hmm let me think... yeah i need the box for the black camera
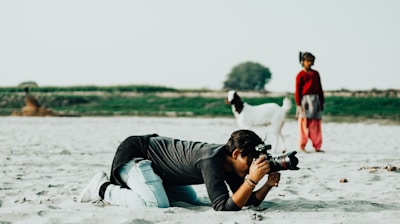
[255,144,299,173]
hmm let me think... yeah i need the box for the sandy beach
[0,116,399,224]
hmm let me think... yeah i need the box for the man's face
[233,153,251,178]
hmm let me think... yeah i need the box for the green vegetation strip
[0,86,399,123]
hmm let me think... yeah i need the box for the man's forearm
[254,184,273,201]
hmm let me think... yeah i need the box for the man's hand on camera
[249,156,270,182]
[266,172,280,188]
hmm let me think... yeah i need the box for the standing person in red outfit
[295,52,325,153]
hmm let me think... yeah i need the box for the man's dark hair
[225,129,264,166]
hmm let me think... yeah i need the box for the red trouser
[299,118,322,150]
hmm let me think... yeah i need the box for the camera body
[255,144,299,173]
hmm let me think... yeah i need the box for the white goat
[226,90,292,152]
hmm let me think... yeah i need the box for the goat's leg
[272,121,286,153]
[266,131,280,153]
[279,132,287,154]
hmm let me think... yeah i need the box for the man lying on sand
[78,129,298,211]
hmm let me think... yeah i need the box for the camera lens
[268,151,299,172]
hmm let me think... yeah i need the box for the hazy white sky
[1,0,399,92]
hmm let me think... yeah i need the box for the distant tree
[223,61,272,91]
[18,81,39,88]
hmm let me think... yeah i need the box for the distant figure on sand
[295,52,325,152]
[11,87,56,116]
[78,130,297,211]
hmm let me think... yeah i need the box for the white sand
[0,116,399,224]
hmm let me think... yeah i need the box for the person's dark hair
[299,51,315,64]
[225,129,264,166]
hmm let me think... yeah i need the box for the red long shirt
[295,69,324,106]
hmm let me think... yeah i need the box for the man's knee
[131,159,170,208]
[118,159,170,208]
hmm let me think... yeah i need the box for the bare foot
[299,148,308,153]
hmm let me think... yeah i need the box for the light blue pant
[103,159,198,208]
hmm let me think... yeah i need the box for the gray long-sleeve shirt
[110,134,262,211]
